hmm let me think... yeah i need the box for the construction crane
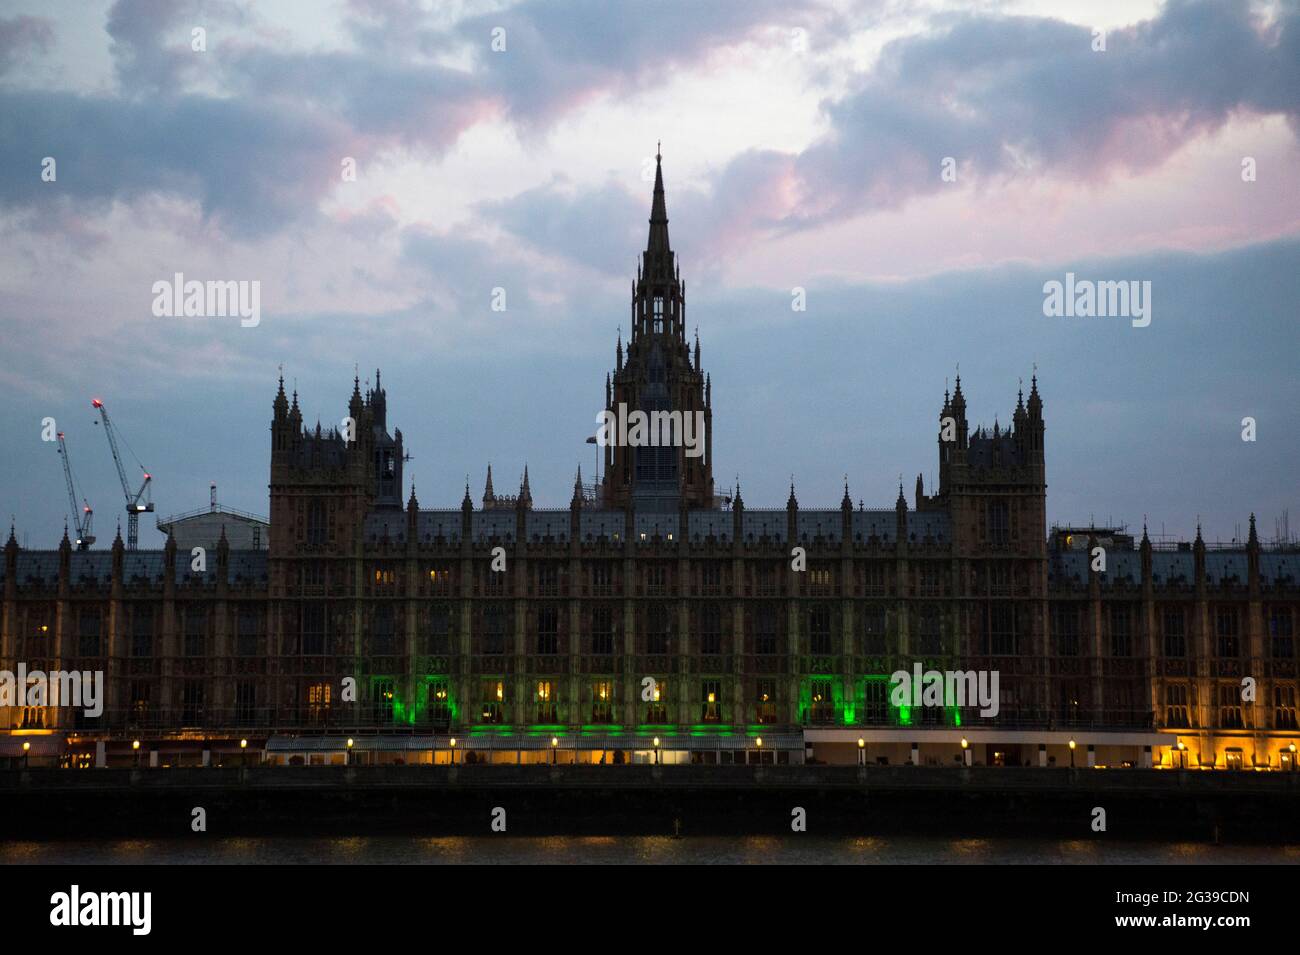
[91,398,153,550]
[55,431,95,550]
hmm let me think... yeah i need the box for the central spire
[646,144,671,257]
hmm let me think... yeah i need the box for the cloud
[0,14,54,76]
[454,0,822,132]
[0,90,349,236]
[786,0,1300,225]
[0,0,814,239]
[477,176,645,276]
[471,0,1300,273]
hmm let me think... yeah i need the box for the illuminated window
[130,681,150,723]
[373,679,396,724]
[480,680,505,724]
[1218,683,1243,728]
[535,681,557,722]
[701,680,722,723]
[756,679,776,724]
[1164,684,1190,728]
[809,568,833,595]
[308,682,332,723]
[809,679,834,723]
[592,681,614,723]
[428,680,450,724]
[645,680,667,723]
[1274,685,1297,730]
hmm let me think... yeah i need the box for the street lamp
[961,737,971,767]
[1288,742,1296,773]
[754,737,763,765]
[857,737,865,766]
[346,737,354,766]
[551,736,559,765]
[1069,739,1077,768]
[132,739,141,768]
[1177,740,1187,770]
[449,737,457,765]
[21,740,30,768]
[653,736,661,765]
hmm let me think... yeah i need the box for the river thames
[3,836,1298,865]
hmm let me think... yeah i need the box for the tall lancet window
[653,295,664,333]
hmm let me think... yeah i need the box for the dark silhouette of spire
[274,370,289,419]
[647,144,670,256]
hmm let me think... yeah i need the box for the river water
[3,836,1298,865]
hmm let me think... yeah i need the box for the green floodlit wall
[364,674,957,731]
[811,675,961,728]
[370,676,456,726]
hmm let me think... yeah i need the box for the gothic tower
[602,149,715,510]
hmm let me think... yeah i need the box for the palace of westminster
[2,156,1297,771]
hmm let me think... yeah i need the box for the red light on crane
[91,398,103,408]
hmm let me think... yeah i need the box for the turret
[519,465,533,510]
[786,479,799,545]
[895,481,908,545]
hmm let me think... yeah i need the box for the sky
[0,0,1297,549]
